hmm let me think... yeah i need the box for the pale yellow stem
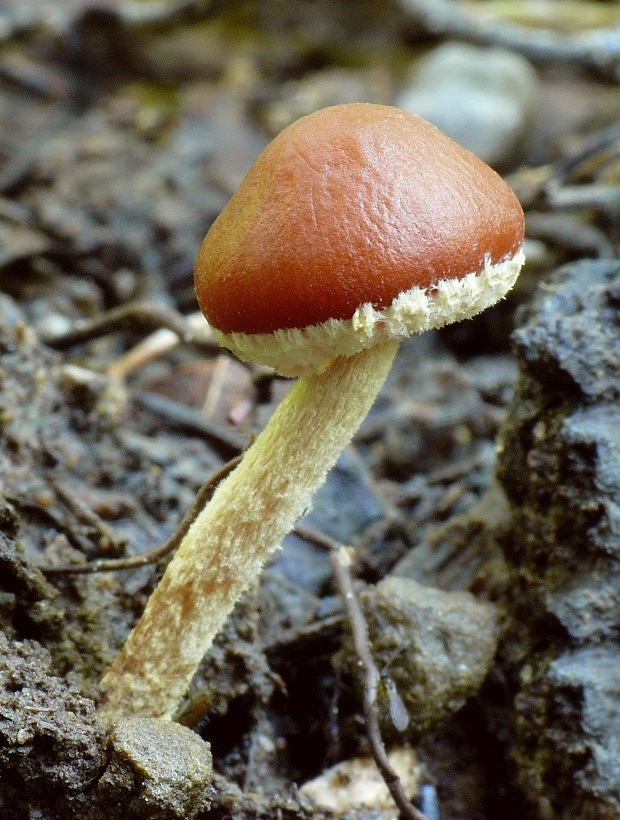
[99,340,398,720]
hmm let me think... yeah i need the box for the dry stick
[135,391,247,458]
[42,302,250,457]
[41,455,243,575]
[47,473,128,555]
[398,0,620,75]
[0,1,214,49]
[41,302,217,353]
[296,524,427,820]
[107,313,211,379]
[551,120,620,182]
[331,546,427,820]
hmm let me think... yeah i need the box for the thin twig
[136,391,247,457]
[263,614,344,657]
[41,455,242,575]
[397,0,620,76]
[47,474,128,556]
[41,302,217,354]
[550,120,620,183]
[330,545,427,820]
[295,524,427,820]
[87,0,220,30]
[107,312,213,378]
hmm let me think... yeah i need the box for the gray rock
[495,259,620,816]
[0,633,105,819]
[396,43,538,168]
[499,260,620,574]
[544,569,620,643]
[549,649,620,803]
[99,717,213,819]
[511,263,620,404]
[353,575,499,734]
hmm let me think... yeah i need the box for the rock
[0,633,105,819]
[495,259,620,816]
[396,43,538,169]
[349,575,499,734]
[499,259,620,576]
[543,568,619,643]
[0,528,61,635]
[299,745,423,818]
[548,650,619,804]
[514,647,620,818]
[99,717,213,820]
[511,266,620,404]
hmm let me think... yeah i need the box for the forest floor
[0,2,618,818]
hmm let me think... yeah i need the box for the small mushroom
[100,104,524,719]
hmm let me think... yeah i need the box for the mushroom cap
[195,103,525,375]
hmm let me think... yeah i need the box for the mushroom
[100,103,525,719]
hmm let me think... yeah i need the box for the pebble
[396,42,538,169]
[100,717,213,819]
[299,745,422,817]
[346,575,499,734]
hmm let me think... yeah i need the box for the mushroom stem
[99,339,399,720]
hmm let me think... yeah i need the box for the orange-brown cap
[195,103,525,376]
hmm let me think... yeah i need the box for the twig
[295,524,427,820]
[41,302,217,354]
[330,545,427,820]
[0,53,68,99]
[263,614,344,655]
[136,391,246,457]
[87,0,219,30]
[397,0,620,76]
[545,183,620,212]
[47,474,128,556]
[551,120,620,183]
[107,312,214,378]
[526,211,615,258]
[201,354,233,418]
[41,455,242,575]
